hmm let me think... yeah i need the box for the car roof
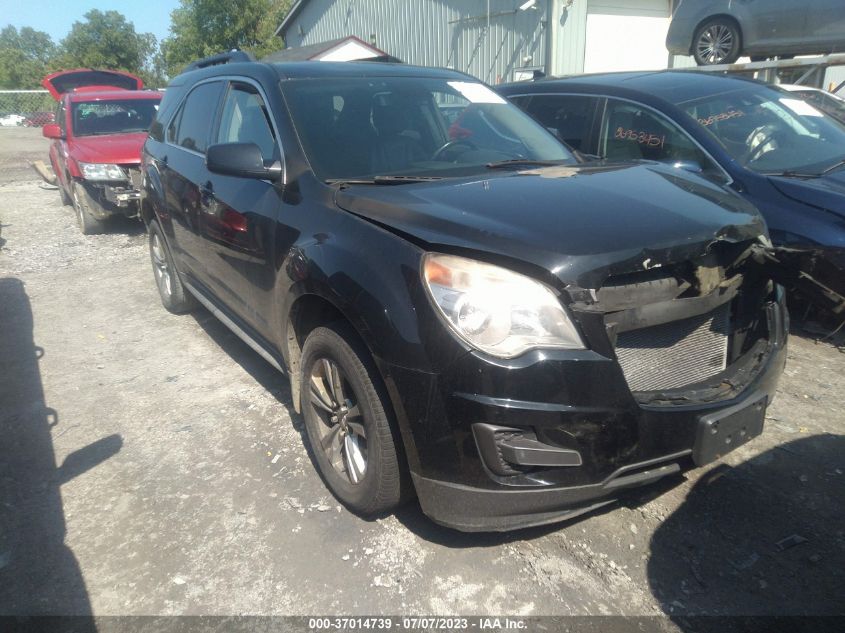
[502,70,770,105]
[171,59,473,85]
[269,60,469,80]
[66,90,162,103]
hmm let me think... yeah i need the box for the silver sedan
[666,0,845,65]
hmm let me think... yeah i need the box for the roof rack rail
[184,49,256,73]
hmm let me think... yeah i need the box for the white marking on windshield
[447,81,506,105]
[779,98,823,118]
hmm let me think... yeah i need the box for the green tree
[0,25,56,88]
[54,10,158,83]
[163,0,291,77]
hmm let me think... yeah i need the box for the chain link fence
[0,90,55,127]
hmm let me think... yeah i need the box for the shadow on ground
[102,215,146,237]
[647,434,845,626]
[0,278,120,623]
[191,308,295,411]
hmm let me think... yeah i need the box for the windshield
[792,89,845,124]
[281,76,574,181]
[71,98,160,137]
[677,85,845,175]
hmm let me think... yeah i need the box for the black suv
[140,52,787,531]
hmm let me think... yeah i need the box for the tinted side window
[172,82,223,153]
[166,106,181,144]
[216,82,277,159]
[516,94,600,151]
[601,99,720,176]
[150,87,182,142]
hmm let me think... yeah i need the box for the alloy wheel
[150,232,173,298]
[696,25,735,64]
[309,358,368,484]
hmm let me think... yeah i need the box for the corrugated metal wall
[549,0,588,75]
[283,0,549,84]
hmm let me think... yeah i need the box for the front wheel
[59,184,71,206]
[148,221,196,314]
[71,182,104,235]
[300,324,410,515]
[693,19,741,65]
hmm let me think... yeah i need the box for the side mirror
[672,160,703,174]
[42,123,64,140]
[206,142,282,181]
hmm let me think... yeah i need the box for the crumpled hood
[70,132,148,165]
[335,163,765,288]
[769,171,845,220]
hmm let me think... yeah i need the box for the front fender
[141,157,166,225]
[283,234,431,371]
[283,209,476,375]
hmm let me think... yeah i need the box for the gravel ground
[0,127,843,623]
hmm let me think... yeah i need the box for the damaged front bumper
[391,240,790,531]
[399,302,787,530]
[78,166,143,219]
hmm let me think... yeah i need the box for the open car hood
[41,69,143,100]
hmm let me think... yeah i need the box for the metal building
[275,0,688,84]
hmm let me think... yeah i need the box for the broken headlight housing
[78,162,125,181]
[422,253,585,358]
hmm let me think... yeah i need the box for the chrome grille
[615,303,730,392]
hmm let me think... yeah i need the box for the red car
[42,69,161,234]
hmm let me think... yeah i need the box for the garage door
[583,0,672,73]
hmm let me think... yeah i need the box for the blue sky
[1,0,182,44]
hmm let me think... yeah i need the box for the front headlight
[78,162,126,181]
[422,253,585,358]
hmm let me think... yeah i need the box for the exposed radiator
[615,303,731,392]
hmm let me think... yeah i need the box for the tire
[693,18,741,65]
[59,183,71,206]
[148,220,197,314]
[71,182,105,235]
[300,324,410,515]
[51,161,71,205]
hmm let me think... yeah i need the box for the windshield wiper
[326,175,444,186]
[820,158,845,176]
[762,169,821,179]
[767,157,845,178]
[485,159,569,169]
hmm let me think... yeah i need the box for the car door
[161,80,225,292]
[744,0,806,51]
[598,98,727,181]
[803,0,845,51]
[508,94,604,155]
[200,79,285,339]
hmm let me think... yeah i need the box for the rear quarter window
[167,81,224,154]
[149,89,179,142]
